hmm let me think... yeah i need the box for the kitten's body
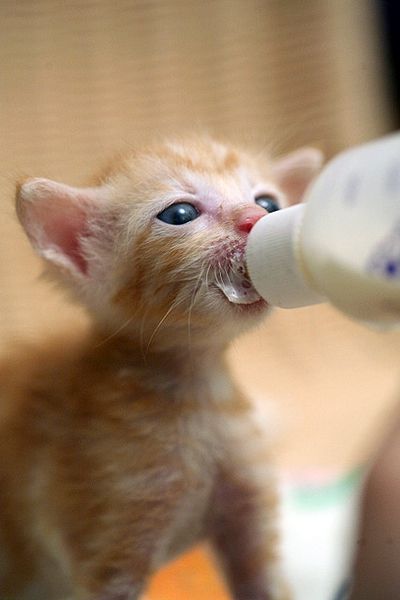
[0,138,322,599]
[0,332,270,599]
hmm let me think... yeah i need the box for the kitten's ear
[16,178,108,277]
[273,147,323,205]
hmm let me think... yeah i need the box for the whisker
[186,260,209,353]
[204,262,213,288]
[140,303,153,361]
[215,266,225,289]
[222,263,233,286]
[93,315,135,348]
[144,294,186,356]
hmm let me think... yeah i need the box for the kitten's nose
[236,207,265,234]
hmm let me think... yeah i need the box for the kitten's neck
[90,326,231,394]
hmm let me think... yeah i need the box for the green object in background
[290,466,364,511]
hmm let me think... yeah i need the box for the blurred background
[1,1,400,599]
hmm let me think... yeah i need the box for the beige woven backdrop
[1,0,400,468]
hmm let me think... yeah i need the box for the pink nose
[236,207,265,234]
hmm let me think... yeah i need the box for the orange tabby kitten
[0,137,322,600]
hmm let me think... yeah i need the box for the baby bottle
[246,133,400,328]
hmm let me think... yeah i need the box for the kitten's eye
[255,195,280,213]
[157,202,200,225]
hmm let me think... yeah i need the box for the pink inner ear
[17,178,107,277]
[41,202,88,274]
[20,181,93,276]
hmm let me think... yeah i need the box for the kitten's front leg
[63,528,153,600]
[73,573,144,600]
[209,468,290,600]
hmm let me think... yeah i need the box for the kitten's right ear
[273,147,324,205]
[16,178,108,278]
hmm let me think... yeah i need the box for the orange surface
[149,546,229,600]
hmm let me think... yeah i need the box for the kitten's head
[16,138,322,352]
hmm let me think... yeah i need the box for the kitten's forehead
[164,139,241,172]
[150,139,268,193]
[105,138,274,208]
[163,138,268,178]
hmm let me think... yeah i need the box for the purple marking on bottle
[343,173,361,205]
[385,261,399,277]
[367,222,400,280]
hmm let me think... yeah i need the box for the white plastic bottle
[246,133,400,328]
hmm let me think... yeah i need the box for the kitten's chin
[214,274,261,305]
[231,297,269,313]
[211,247,268,314]
[210,294,269,343]
[216,291,269,316]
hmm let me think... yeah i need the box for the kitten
[0,137,322,600]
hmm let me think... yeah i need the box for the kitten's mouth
[213,250,262,305]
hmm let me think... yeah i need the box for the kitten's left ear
[273,147,324,205]
[16,178,110,278]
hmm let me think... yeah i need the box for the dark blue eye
[157,202,200,225]
[255,195,280,213]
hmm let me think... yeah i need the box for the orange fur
[1,137,322,599]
